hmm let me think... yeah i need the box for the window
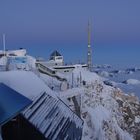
[56,57,62,60]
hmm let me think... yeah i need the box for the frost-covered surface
[81,86,137,140]
[0,68,83,139]
[39,67,140,140]
[23,92,83,140]
[0,71,56,99]
[59,87,84,98]
[0,56,7,66]
[99,71,110,77]
[58,67,140,140]
[0,54,140,140]
[39,66,140,140]
[39,73,62,91]
[26,55,36,68]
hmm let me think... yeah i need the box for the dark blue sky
[0,0,140,66]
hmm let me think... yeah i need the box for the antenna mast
[3,34,6,57]
[87,21,92,71]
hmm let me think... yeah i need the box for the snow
[81,89,134,140]
[100,71,110,77]
[40,73,61,91]
[0,56,7,66]
[26,55,36,68]
[135,116,140,123]
[59,66,102,88]
[113,118,133,140]
[67,67,135,140]
[103,80,117,87]
[0,53,139,140]
[0,71,56,99]
[73,66,101,84]
[59,87,84,98]
[88,105,111,139]
[23,91,83,140]
[40,66,135,140]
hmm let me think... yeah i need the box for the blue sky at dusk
[0,0,140,66]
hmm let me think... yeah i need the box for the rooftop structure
[23,92,83,140]
[50,50,62,58]
[0,49,27,58]
[49,50,63,65]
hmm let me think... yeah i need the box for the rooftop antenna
[3,34,6,57]
[2,34,7,67]
[87,20,92,71]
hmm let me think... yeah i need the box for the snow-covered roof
[23,92,83,140]
[50,50,62,57]
[50,50,62,61]
[0,83,32,126]
[0,70,83,139]
[0,71,56,99]
[0,49,26,57]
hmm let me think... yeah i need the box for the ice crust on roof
[23,92,83,140]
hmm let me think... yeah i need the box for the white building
[0,48,26,57]
[0,49,34,71]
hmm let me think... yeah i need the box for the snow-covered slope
[57,67,140,140]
